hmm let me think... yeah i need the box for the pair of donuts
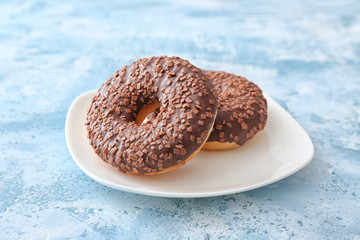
[86,56,267,175]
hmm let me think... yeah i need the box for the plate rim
[65,90,314,198]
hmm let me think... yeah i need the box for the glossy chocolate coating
[86,56,218,174]
[205,71,267,145]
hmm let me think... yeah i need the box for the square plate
[65,90,314,198]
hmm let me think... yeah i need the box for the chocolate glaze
[205,71,267,145]
[86,56,218,174]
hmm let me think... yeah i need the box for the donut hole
[135,102,161,126]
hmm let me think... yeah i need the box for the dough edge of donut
[202,141,239,151]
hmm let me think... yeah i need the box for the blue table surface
[1,0,359,239]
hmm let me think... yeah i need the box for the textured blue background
[1,0,360,239]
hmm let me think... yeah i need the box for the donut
[86,56,218,175]
[202,71,267,150]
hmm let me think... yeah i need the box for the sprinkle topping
[86,56,218,174]
[205,71,267,145]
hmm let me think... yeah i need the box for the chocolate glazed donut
[86,56,218,174]
[202,71,267,150]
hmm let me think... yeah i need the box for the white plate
[65,90,314,198]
